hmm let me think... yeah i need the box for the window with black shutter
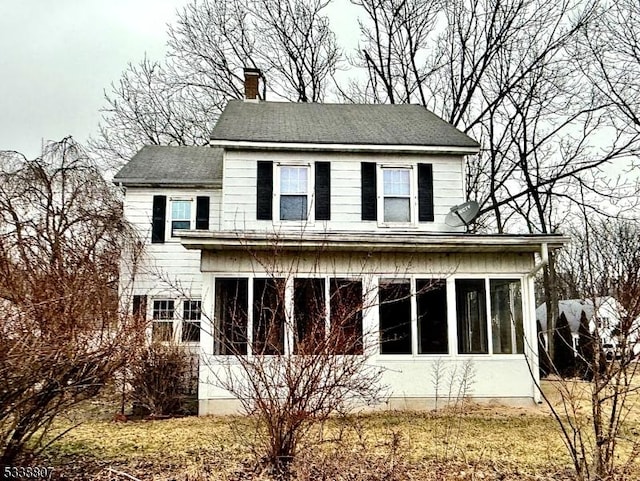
[151,195,166,243]
[361,162,377,221]
[314,162,331,221]
[256,161,273,220]
[196,196,210,230]
[418,163,434,222]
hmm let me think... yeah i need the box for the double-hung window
[279,166,309,221]
[182,300,202,343]
[152,299,175,342]
[171,200,192,235]
[382,168,412,223]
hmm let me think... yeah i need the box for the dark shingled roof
[210,100,479,148]
[114,146,223,187]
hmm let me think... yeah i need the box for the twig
[107,467,142,481]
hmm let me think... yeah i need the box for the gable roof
[210,100,479,150]
[113,146,223,188]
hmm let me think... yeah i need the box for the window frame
[169,197,195,238]
[152,299,175,342]
[182,299,202,343]
[376,165,416,227]
[275,162,314,223]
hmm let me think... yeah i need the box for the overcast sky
[0,0,191,159]
[0,1,362,161]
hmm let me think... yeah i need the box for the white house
[114,69,568,414]
[536,297,640,358]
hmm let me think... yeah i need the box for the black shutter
[151,195,166,243]
[196,196,210,230]
[315,162,331,220]
[256,161,273,220]
[361,162,377,221]
[133,295,147,320]
[418,163,434,222]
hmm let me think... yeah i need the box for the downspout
[527,242,549,403]
[529,242,549,275]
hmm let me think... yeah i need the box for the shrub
[129,342,196,416]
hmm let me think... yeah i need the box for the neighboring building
[536,297,640,358]
[114,69,568,414]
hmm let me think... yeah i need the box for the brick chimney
[243,67,262,101]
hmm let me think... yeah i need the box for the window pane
[152,300,175,342]
[214,279,248,355]
[294,278,326,354]
[383,169,410,196]
[384,198,410,222]
[280,195,308,220]
[153,300,174,320]
[417,279,448,354]
[379,280,412,354]
[330,279,363,354]
[253,278,286,355]
[172,200,191,220]
[490,279,524,354]
[456,279,488,354]
[280,166,308,194]
[182,300,201,343]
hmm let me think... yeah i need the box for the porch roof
[178,230,568,254]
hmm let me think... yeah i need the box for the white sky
[0,0,361,161]
[0,0,191,159]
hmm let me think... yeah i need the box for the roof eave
[112,179,222,189]
[178,230,568,253]
[209,139,480,155]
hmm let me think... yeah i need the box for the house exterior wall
[121,187,221,298]
[221,150,466,233]
[197,249,540,413]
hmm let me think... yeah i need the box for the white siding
[122,187,221,298]
[198,249,540,406]
[221,150,466,233]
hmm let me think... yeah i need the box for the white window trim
[168,197,196,240]
[150,297,202,344]
[273,162,315,225]
[376,164,417,228]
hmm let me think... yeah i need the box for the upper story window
[171,200,192,235]
[280,166,309,221]
[382,168,412,223]
[256,161,331,222]
[361,162,433,224]
[151,195,210,243]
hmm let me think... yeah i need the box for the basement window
[214,278,248,355]
[379,279,412,354]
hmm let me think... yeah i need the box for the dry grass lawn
[40,380,640,480]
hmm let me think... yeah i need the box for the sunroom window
[490,279,524,354]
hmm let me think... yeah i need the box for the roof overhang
[209,140,480,155]
[113,179,222,189]
[179,230,568,254]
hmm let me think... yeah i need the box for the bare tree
[92,0,340,168]
[534,215,640,480]
[0,138,143,465]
